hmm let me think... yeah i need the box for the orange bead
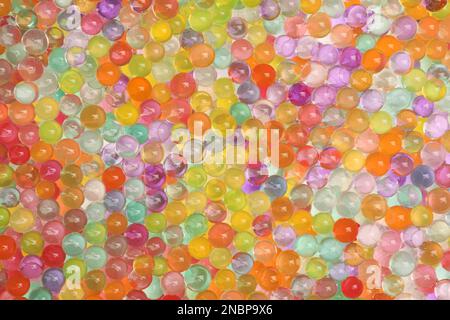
[426,39,447,60]
[259,267,280,291]
[362,49,386,72]
[167,246,192,272]
[275,250,301,275]
[365,152,390,176]
[375,35,403,58]
[31,141,53,163]
[0,0,11,16]
[189,43,215,68]
[104,281,126,300]
[106,213,128,235]
[127,77,152,101]
[36,180,58,199]
[405,38,427,60]
[254,42,275,64]
[385,206,412,230]
[9,102,34,126]
[187,112,211,135]
[97,62,121,86]
[418,16,440,40]
[378,131,403,155]
[271,196,294,221]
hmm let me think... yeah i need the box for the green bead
[185,265,211,292]
[6,43,27,64]
[295,234,318,257]
[312,212,334,234]
[84,246,107,269]
[62,232,86,256]
[0,164,14,187]
[60,69,84,94]
[63,258,87,279]
[83,222,107,245]
[39,120,62,144]
[49,48,70,73]
[397,185,422,207]
[185,213,208,237]
[230,102,251,125]
[306,257,328,280]
[356,34,376,52]
[126,201,147,223]
[145,213,166,233]
[0,207,10,229]
[87,35,111,58]
[144,276,163,299]
[126,124,149,144]
[214,47,232,69]
[29,287,52,300]
[319,238,345,261]
[224,189,247,211]
[128,55,152,77]
[102,114,123,142]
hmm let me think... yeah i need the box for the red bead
[102,166,126,190]
[8,144,30,165]
[333,218,359,243]
[319,147,342,170]
[42,245,66,267]
[0,235,16,260]
[6,272,30,297]
[341,276,364,298]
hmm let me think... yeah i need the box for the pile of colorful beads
[0,0,449,300]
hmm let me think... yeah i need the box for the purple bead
[390,51,412,74]
[19,255,43,279]
[97,0,121,20]
[42,268,65,293]
[260,0,280,20]
[237,81,260,104]
[312,85,336,107]
[102,19,125,41]
[403,226,424,247]
[306,166,330,189]
[164,153,187,178]
[273,224,296,248]
[246,163,269,185]
[104,190,126,212]
[330,263,352,281]
[288,82,311,106]
[148,120,172,143]
[275,35,297,58]
[412,96,434,117]
[392,16,417,40]
[116,135,140,158]
[122,157,145,177]
[125,223,149,247]
[376,176,399,197]
[101,143,122,166]
[113,74,129,93]
[344,5,368,28]
[315,44,339,65]
[327,66,350,87]
[339,47,361,69]
[144,164,166,189]
[391,153,414,177]
[424,113,448,139]
[145,189,168,212]
[361,89,384,112]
